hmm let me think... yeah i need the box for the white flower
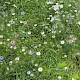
[64,67,67,70]
[60,40,65,44]
[44,42,47,44]
[14,46,17,49]
[28,31,31,34]
[59,4,63,9]
[50,17,55,22]
[30,73,34,76]
[33,69,36,71]
[27,71,31,75]
[0,35,3,38]
[58,76,62,79]
[77,21,80,25]
[13,4,17,8]
[53,3,59,11]
[46,1,53,4]
[72,78,75,80]
[36,52,41,56]
[10,46,13,48]
[7,23,11,26]
[52,35,55,38]
[77,52,80,56]
[7,39,10,41]
[41,32,44,35]
[34,24,37,26]
[74,10,77,12]
[34,46,37,48]
[68,4,71,7]
[38,67,43,72]
[9,20,15,24]
[24,52,26,54]
[23,21,27,25]
[34,63,38,66]
[15,57,20,61]
[22,48,25,52]
[7,67,9,70]
[64,55,67,58]
[0,42,2,44]
[21,12,25,15]
[49,14,53,17]
[9,61,13,65]
[38,44,41,47]
[20,21,23,23]
[12,13,15,15]
[29,50,33,55]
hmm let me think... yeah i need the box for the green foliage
[0,0,80,80]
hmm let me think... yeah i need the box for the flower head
[10,40,16,46]
[38,67,43,72]
[72,37,77,41]
[0,56,4,60]
[0,35,3,38]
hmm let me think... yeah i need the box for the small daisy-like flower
[0,35,3,38]
[64,67,67,70]
[15,57,20,61]
[53,3,59,11]
[9,61,13,65]
[34,24,37,26]
[13,4,17,8]
[76,52,80,56]
[7,67,9,70]
[20,21,23,23]
[72,37,77,41]
[0,56,4,60]
[72,78,75,80]
[59,4,63,9]
[14,34,19,38]
[34,46,37,48]
[38,67,43,72]
[0,42,3,44]
[68,4,71,7]
[12,13,15,15]
[23,21,27,25]
[7,23,11,26]
[33,69,36,71]
[22,48,25,52]
[27,31,31,35]
[52,35,55,38]
[77,21,80,25]
[30,73,34,76]
[46,1,53,4]
[34,63,38,66]
[41,32,45,35]
[7,39,10,41]
[60,40,65,44]
[21,12,25,15]
[64,55,67,58]
[24,52,26,54]
[36,52,41,56]
[58,76,62,80]
[50,17,55,22]
[44,42,47,44]
[49,14,53,17]
[14,46,17,49]
[10,46,13,48]
[38,44,41,47]
[10,40,15,46]
[29,50,33,55]
[27,71,31,75]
